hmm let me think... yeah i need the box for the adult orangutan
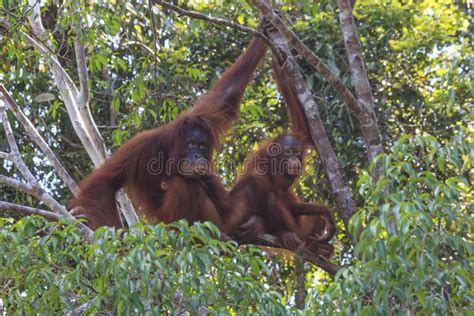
[70,33,268,231]
[227,58,336,257]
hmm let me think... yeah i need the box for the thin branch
[21,29,101,164]
[255,234,339,275]
[337,0,390,237]
[0,102,94,242]
[0,200,61,221]
[2,6,75,75]
[68,1,108,160]
[0,175,35,195]
[123,41,160,63]
[0,101,36,184]
[251,0,363,117]
[154,0,283,63]
[0,174,93,242]
[117,190,139,226]
[21,32,79,97]
[0,174,68,222]
[0,85,80,196]
[148,0,160,112]
[25,0,104,166]
[71,0,90,108]
[0,151,11,161]
[60,134,84,149]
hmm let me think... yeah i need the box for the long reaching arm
[192,36,268,135]
[207,37,268,105]
[272,57,312,145]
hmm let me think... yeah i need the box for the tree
[0,0,471,314]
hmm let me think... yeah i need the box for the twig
[0,84,80,196]
[154,0,283,63]
[60,134,84,149]
[123,41,160,63]
[255,234,339,275]
[0,200,61,221]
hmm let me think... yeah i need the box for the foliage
[311,132,473,315]
[0,217,290,314]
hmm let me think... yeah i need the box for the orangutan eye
[285,149,292,155]
[188,141,197,148]
[294,150,301,155]
[199,144,206,150]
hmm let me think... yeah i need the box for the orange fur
[71,37,268,230]
[228,58,336,257]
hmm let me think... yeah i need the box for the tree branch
[116,190,139,227]
[154,0,283,63]
[68,0,109,162]
[295,255,307,309]
[0,175,35,195]
[0,102,94,242]
[0,200,61,221]
[21,31,101,164]
[0,103,35,184]
[0,152,11,161]
[254,234,339,275]
[25,0,104,166]
[71,0,90,109]
[0,85,80,196]
[337,0,383,163]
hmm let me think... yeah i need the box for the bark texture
[337,0,383,164]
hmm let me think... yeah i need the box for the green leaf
[376,240,386,258]
[112,98,121,113]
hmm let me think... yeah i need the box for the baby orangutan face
[278,135,303,177]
